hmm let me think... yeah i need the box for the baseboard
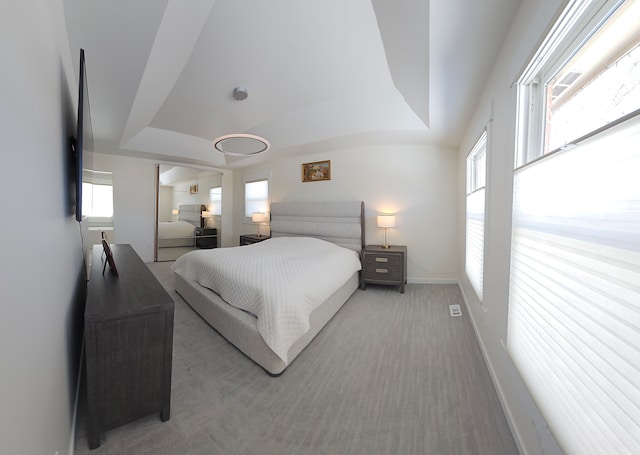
[407,277,458,284]
[457,276,529,455]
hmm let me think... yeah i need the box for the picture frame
[101,237,119,277]
[301,160,331,182]
[190,184,198,195]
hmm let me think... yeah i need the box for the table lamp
[377,214,396,249]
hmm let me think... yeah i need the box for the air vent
[449,304,462,317]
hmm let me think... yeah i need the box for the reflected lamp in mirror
[376,214,396,249]
[172,209,179,221]
[201,211,213,228]
[251,212,268,237]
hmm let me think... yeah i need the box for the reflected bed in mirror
[158,204,203,248]
[156,165,223,262]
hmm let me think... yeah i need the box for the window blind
[466,188,485,300]
[508,116,640,454]
[245,179,269,218]
[465,131,487,301]
[209,186,222,215]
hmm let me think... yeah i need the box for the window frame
[514,0,630,167]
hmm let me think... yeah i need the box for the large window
[465,131,487,301]
[509,1,640,453]
[244,178,269,219]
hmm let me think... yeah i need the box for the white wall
[233,144,459,283]
[0,1,85,454]
[457,0,566,454]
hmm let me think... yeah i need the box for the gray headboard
[178,204,206,227]
[269,201,364,252]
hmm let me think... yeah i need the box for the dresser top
[86,244,174,320]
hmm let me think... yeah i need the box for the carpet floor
[74,262,518,455]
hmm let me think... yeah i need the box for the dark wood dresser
[85,244,174,449]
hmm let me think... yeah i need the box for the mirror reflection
[156,164,222,262]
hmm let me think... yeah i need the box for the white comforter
[158,220,195,238]
[171,237,361,363]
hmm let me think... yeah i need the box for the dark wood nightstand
[239,234,270,245]
[362,245,407,293]
[195,227,217,248]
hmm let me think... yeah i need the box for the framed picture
[302,160,331,182]
[101,238,119,276]
[190,184,199,194]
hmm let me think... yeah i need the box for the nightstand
[362,245,407,293]
[195,227,217,248]
[239,234,270,245]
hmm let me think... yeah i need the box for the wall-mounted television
[73,48,94,222]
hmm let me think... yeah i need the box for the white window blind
[245,179,269,218]
[209,186,222,215]
[82,170,113,218]
[508,116,640,454]
[465,131,487,301]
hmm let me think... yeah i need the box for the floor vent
[449,304,462,317]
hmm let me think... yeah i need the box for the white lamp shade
[172,209,179,215]
[377,215,396,228]
[252,212,267,223]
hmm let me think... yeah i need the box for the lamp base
[381,228,391,249]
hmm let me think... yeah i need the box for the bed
[171,201,365,375]
[158,204,204,248]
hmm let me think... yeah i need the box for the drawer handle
[375,268,388,273]
[374,257,389,263]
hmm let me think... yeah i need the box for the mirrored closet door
[155,164,223,262]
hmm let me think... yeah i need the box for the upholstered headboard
[269,201,365,253]
[178,204,206,227]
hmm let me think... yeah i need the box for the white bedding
[158,220,195,239]
[171,237,361,362]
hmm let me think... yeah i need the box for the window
[465,131,487,301]
[509,1,640,453]
[82,170,113,222]
[244,178,269,219]
[516,0,640,167]
[209,186,222,215]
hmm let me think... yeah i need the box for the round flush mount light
[213,133,271,156]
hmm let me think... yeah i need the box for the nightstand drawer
[363,255,403,281]
[195,228,217,249]
[366,265,403,282]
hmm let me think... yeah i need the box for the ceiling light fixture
[213,87,270,156]
[213,133,270,156]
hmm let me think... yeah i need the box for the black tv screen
[75,48,94,222]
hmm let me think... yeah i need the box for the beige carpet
[74,262,518,454]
